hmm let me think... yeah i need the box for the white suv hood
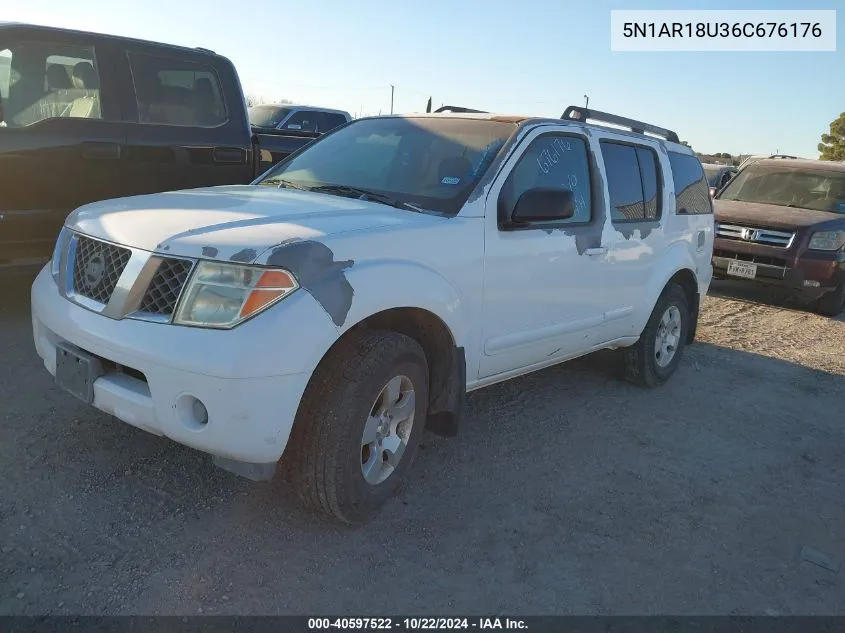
[67,185,437,262]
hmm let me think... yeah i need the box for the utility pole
[584,94,589,109]
[390,85,395,114]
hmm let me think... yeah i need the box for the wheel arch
[667,268,700,344]
[642,244,702,344]
[309,306,466,438]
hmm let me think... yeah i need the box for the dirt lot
[1,276,843,615]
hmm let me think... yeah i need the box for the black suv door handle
[82,142,122,160]
[213,147,245,164]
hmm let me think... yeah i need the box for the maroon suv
[712,158,845,316]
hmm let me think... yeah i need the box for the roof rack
[434,105,488,114]
[768,154,798,159]
[561,105,680,144]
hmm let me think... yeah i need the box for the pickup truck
[31,105,714,523]
[0,22,322,273]
[249,103,351,135]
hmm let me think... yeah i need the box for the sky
[3,0,841,158]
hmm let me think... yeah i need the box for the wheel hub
[360,375,416,485]
[654,305,682,368]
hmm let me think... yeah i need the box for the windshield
[719,163,845,213]
[249,105,291,128]
[702,166,722,187]
[256,116,516,215]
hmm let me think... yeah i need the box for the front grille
[138,257,194,316]
[72,235,132,305]
[716,223,795,247]
[714,249,787,268]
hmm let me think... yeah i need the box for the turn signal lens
[239,270,298,318]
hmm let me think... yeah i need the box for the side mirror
[511,187,575,223]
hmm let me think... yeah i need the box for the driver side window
[284,110,318,132]
[500,134,592,226]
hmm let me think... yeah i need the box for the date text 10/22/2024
[307,617,529,630]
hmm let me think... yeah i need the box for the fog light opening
[175,394,209,430]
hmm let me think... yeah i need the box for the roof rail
[434,105,488,114]
[768,154,798,159]
[195,46,216,54]
[561,105,680,144]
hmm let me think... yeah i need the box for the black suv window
[128,52,226,127]
[668,152,712,215]
[601,141,661,221]
[284,110,318,132]
[500,134,592,225]
[0,42,102,127]
[319,111,347,133]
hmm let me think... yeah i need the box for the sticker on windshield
[838,202,845,212]
[441,176,461,185]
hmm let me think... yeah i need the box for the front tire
[286,330,429,524]
[621,283,690,388]
[814,283,845,317]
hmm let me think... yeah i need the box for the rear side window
[320,112,347,133]
[668,152,712,215]
[0,42,102,127]
[128,52,226,127]
[601,141,661,221]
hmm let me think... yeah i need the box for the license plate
[727,260,757,279]
[55,343,103,404]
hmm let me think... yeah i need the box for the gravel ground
[1,275,843,615]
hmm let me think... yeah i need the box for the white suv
[31,106,714,523]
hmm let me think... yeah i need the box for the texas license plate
[55,343,103,404]
[727,260,757,279]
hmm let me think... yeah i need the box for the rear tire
[620,283,690,388]
[286,330,429,524]
[814,283,845,317]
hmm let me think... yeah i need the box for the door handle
[82,142,121,160]
[584,247,607,256]
[213,147,246,164]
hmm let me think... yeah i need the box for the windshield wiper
[309,184,426,213]
[258,177,311,191]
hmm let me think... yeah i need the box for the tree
[818,112,845,161]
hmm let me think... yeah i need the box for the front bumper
[712,239,845,295]
[31,266,340,465]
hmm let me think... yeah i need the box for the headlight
[50,226,71,283]
[808,230,845,252]
[173,261,298,328]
